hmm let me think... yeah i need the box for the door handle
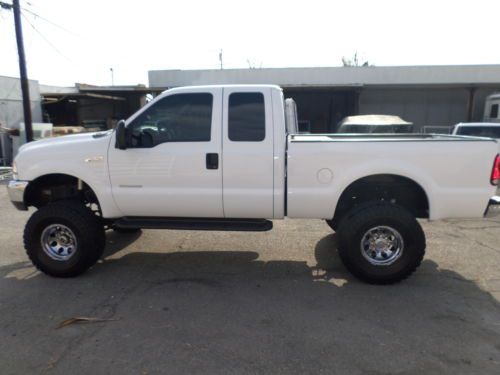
[206,153,219,169]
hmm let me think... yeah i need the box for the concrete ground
[1,185,500,375]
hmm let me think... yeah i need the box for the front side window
[228,93,265,142]
[127,93,213,148]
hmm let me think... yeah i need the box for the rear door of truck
[222,87,274,218]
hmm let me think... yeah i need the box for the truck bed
[286,133,498,220]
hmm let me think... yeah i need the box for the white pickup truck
[452,122,500,151]
[7,85,500,284]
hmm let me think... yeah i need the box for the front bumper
[7,180,29,211]
[485,196,500,218]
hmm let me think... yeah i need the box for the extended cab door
[222,87,274,218]
[108,87,223,217]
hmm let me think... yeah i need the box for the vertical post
[353,89,361,115]
[466,87,476,122]
[12,0,33,142]
[219,49,223,70]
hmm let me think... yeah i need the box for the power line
[21,11,71,61]
[0,1,13,10]
[21,6,79,36]
[0,2,20,100]
[2,1,75,62]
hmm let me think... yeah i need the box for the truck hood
[14,130,114,181]
[18,130,112,154]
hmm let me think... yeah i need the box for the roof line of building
[149,64,500,73]
[148,64,500,88]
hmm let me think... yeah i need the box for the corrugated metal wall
[0,76,42,129]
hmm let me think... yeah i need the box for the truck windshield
[456,126,500,138]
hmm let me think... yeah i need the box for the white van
[484,93,500,123]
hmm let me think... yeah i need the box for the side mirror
[115,120,127,150]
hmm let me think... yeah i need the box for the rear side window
[490,104,499,119]
[228,93,265,142]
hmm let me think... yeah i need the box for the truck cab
[109,85,286,219]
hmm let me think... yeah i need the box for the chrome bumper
[485,196,500,218]
[7,180,29,211]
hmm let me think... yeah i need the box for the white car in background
[335,115,414,134]
[452,123,500,151]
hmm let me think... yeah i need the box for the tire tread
[336,202,426,284]
[23,201,105,277]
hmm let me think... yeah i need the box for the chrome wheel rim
[41,224,78,261]
[360,226,404,266]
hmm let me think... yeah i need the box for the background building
[0,78,162,163]
[0,75,42,129]
[40,83,164,130]
[0,76,43,165]
[149,65,500,133]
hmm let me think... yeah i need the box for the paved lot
[1,184,500,374]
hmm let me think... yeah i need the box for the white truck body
[8,85,500,283]
[12,85,498,221]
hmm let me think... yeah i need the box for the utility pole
[110,68,114,86]
[8,0,33,142]
[219,49,223,70]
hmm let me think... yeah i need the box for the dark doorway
[283,88,357,133]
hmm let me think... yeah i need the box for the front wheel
[336,202,426,284]
[24,201,105,277]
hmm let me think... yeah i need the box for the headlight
[12,161,18,179]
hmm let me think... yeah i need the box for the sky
[1,0,500,87]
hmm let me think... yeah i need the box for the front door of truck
[108,88,223,217]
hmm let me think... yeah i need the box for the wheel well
[333,174,429,223]
[24,174,101,212]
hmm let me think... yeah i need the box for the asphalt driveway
[1,184,500,374]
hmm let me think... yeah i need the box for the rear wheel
[336,202,425,284]
[24,201,105,277]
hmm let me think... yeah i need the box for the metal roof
[40,83,166,96]
[42,92,127,102]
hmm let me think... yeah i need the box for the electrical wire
[21,6,79,37]
[0,4,23,100]
[21,12,71,61]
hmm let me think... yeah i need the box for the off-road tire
[336,202,426,284]
[24,201,105,277]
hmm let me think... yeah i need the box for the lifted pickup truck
[7,85,500,283]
